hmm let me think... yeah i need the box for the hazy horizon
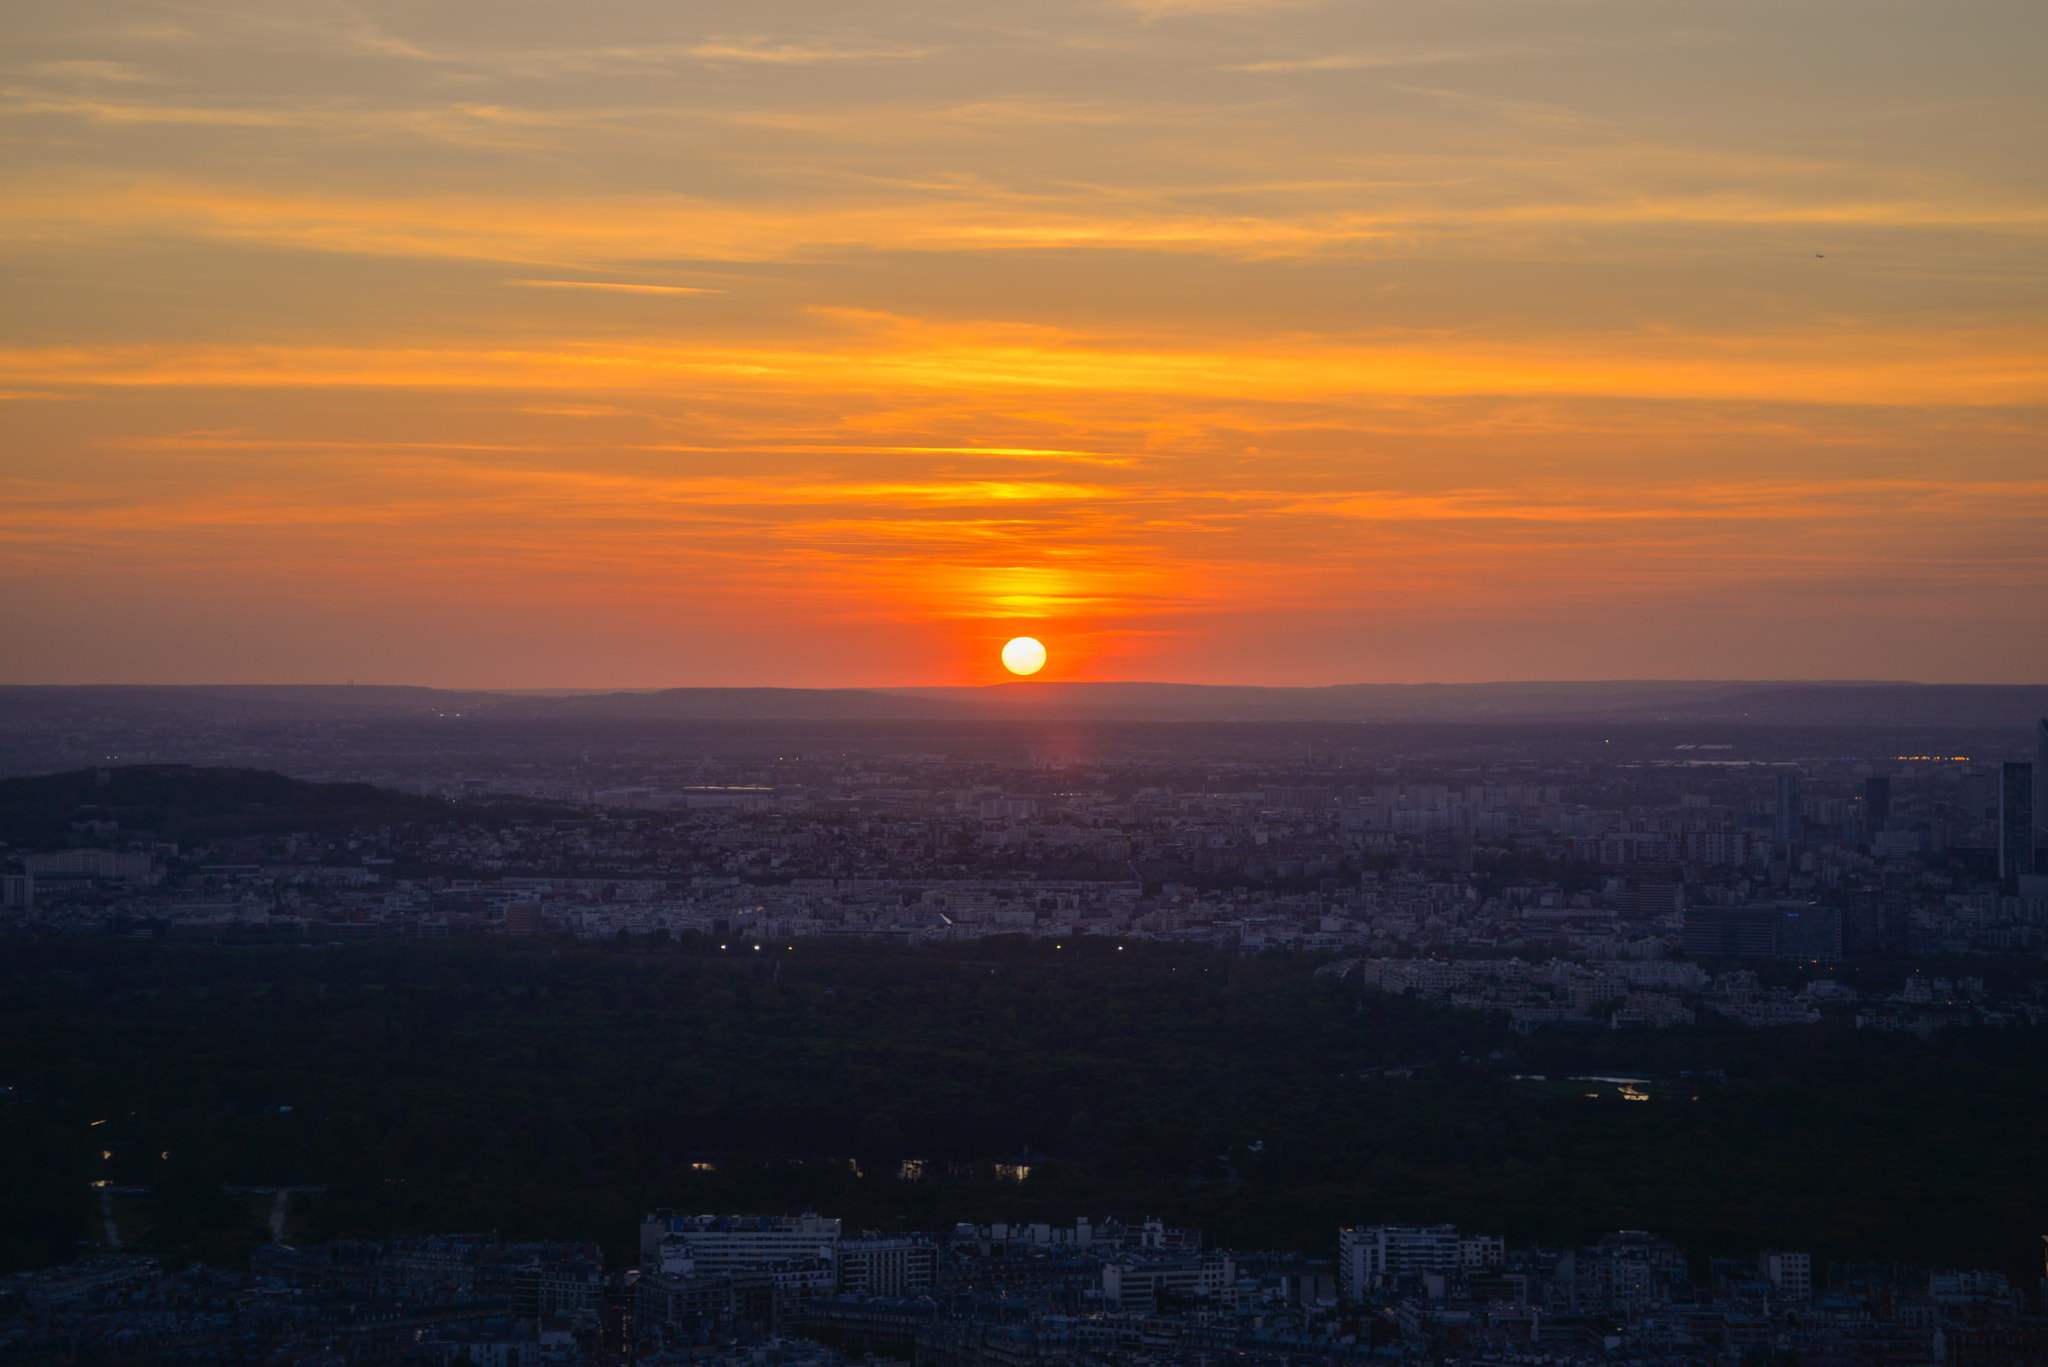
[10,678,2047,735]
[0,675,1970,692]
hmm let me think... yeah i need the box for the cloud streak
[508,279,722,296]
[1,327,2040,407]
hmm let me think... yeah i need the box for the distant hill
[0,684,960,724]
[1645,684,2048,729]
[881,680,1755,722]
[0,765,456,850]
[879,681,2048,727]
[0,684,501,723]
[505,687,967,721]
[3,681,2043,728]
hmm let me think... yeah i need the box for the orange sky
[3,0,2044,686]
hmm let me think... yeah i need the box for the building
[1459,1235,1506,1270]
[1759,1249,1812,1302]
[1864,775,1891,837]
[512,1255,603,1318]
[1684,830,1757,867]
[1774,773,1803,845]
[1681,910,1779,959]
[0,874,30,909]
[635,1270,742,1326]
[435,1323,577,1367]
[1422,828,1474,874]
[637,1212,841,1270]
[795,1295,942,1355]
[1777,905,1842,960]
[2037,719,2048,864]
[22,849,156,883]
[1101,1252,1234,1310]
[637,1249,829,1329]
[2000,762,2035,881]
[380,1235,488,1290]
[838,1236,937,1296]
[464,1243,602,1318]
[1338,1226,1463,1299]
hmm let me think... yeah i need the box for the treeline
[2,935,2045,1283]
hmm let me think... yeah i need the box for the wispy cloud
[1232,49,1500,73]
[682,38,934,65]
[3,323,2041,407]
[508,279,722,296]
[26,60,157,83]
[1126,0,1316,15]
[143,1,447,62]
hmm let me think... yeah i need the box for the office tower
[1775,772,1803,844]
[1999,761,2035,881]
[1864,775,1891,832]
[2037,719,2047,861]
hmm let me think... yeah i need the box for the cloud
[508,279,722,296]
[630,443,1138,467]
[1233,50,1499,73]
[27,60,157,83]
[2,322,2041,407]
[10,159,2036,288]
[683,39,934,65]
[147,1,446,62]
[890,447,1137,467]
[518,403,644,417]
[1299,478,2048,526]
[1125,0,1316,14]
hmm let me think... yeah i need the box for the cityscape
[4,0,2044,1360]
[7,1206,2045,1365]
[6,693,2044,980]
[5,688,2048,1363]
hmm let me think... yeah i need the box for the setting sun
[1001,637,1048,677]
[0,0,2040,688]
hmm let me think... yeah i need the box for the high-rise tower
[1999,761,2035,881]
[2036,718,2047,864]
[1863,775,1891,834]
[1775,772,1803,844]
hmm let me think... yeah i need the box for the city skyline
[3,0,2044,688]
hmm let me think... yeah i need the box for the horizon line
[12,678,2047,693]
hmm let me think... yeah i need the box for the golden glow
[1002,637,1048,676]
[0,0,2042,684]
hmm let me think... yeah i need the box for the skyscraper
[1863,775,1891,835]
[1998,761,2035,881]
[2036,719,2047,863]
[1775,772,1803,844]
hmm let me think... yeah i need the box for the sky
[2,0,2043,688]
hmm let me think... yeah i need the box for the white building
[1760,1249,1811,1302]
[838,1236,938,1296]
[1338,1226,1465,1300]
[638,1212,841,1271]
[1459,1235,1505,1270]
[1102,1253,1234,1310]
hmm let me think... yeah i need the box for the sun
[1001,636,1047,676]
